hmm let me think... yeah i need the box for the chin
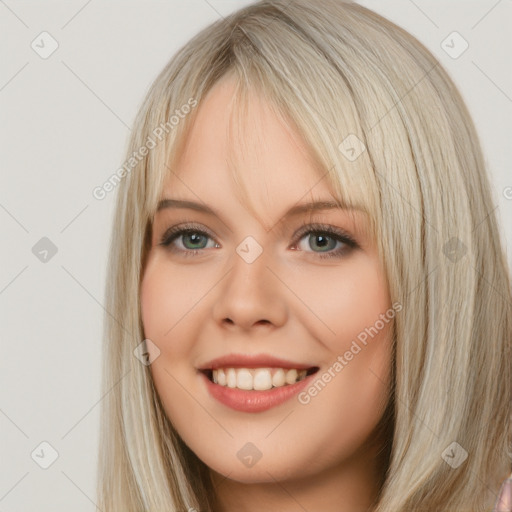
[208,459,298,484]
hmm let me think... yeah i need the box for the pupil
[185,233,206,249]
[317,235,327,247]
[311,234,333,252]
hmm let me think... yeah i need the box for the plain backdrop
[1,1,511,510]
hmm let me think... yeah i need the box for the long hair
[97,1,512,510]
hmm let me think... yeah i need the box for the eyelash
[158,220,359,260]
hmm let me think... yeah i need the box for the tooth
[253,369,273,390]
[272,368,285,387]
[217,368,226,386]
[285,369,298,384]
[212,367,308,389]
[237,368,253,390]
[226,368,237,388]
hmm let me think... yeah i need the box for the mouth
[200,366,319,391]
[197,353,320,412]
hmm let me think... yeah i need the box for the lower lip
[200,370,316,413]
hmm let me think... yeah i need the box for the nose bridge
[212,237,287,329]
[228,237,274,302]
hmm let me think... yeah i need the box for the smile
[199,366,319,413]
[197,353,320,412]
[204,367,317,390]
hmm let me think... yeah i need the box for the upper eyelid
[159,222,216,241]
[293,221,354,237]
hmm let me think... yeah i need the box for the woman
[97,0,512,510]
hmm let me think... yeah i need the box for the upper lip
[198,353,317,370]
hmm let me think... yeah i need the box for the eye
[158,221,359,260]
[292,223,358,259]
[159,222,219,256]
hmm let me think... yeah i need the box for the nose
[212,244,288,332]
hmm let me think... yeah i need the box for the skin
[140,74,394,512]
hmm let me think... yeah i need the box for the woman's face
[141,75,394,487]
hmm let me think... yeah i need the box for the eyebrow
[156,198,362,219]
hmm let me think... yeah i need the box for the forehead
[163,76,339,221]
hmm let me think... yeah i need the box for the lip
[197,353,316,370]
[199,370,318,413]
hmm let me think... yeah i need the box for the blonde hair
[97,0,512,510]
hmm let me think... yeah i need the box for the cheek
[290,253,391,344]
[140,258,201,423]
[290,254,393,447]
[140,255,204,344]
[140,257,198,388]
[141,256,166,337]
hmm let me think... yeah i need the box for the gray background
[1,0,511,510]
